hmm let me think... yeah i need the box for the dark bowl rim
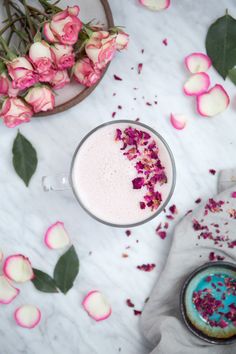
[180,261,236,345]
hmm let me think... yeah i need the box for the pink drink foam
[72,123,173,225]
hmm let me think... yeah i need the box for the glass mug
[42,120,176,227]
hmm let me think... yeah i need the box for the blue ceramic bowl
[180,262,236,345]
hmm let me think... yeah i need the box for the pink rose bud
[43,6,82,45]
[73,58,102,87]
[51,44,75,70]
[29,41,56,82]
[85,31,117,70]
[25,86,55,113]
[0,97,32,128]
[116,31,129,50]
[7,57,38,90]
[50,70,70,89]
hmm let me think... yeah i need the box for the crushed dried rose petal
[162,38,168,46]
[114,74,122,81]
[169,204,178,215]
[231,192,236,198]
[125,230,131,237]
[126,299,135,307]
[157,230,167,240]
[137,263,156,272]
[209,169,216,175]
[133,310,142,316]
[138,63,143,74]
[112,112,116,118]
[195,198,202,204]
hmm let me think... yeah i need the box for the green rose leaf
[12,131,38,186]
[31,268,59,293]
[228,67,236,84]
[206,12,236,79]
[53,246,79,294]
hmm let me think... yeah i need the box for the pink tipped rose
[116,31,129,50]
[50,70,70,89]
[25,86,55,113]
[29,41,56,82]
[0,97,32,128]
[51,44,75,70]
[0,72,9,95]
[85,31,117,69]
[43,6,82,45]
[7,57,38,90]
[73,58,101,87]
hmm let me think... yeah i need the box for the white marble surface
[1,0,236,353]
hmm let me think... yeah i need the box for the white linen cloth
[140,170,236,354]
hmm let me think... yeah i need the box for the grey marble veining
[0,1,236,353]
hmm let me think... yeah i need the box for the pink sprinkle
[125,230,131,237]
[157,231,167,240]
[231,192,236,198]
[114,74,122,81]
[138,63,143,74]
[162,38,168,46]
[112,112,116,118]
[134,310,142,316]
[126,299,134,308]
[209,169,216,175]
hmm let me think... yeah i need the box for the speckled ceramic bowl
[180,262,236,345]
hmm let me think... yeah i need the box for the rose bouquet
[0,0,129,128]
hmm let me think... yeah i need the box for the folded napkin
[140,170,236,354]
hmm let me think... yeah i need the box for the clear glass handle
[42,174,70,191]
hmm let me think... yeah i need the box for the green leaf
[206,12,236,79]
[53,246,79,294]
[12,131,38,186]
[31,268,59,293]
[228,67,236,84]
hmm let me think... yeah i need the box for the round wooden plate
[36,0,114,117]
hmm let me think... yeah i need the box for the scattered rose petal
[139,0,170,11]
[14,305,41,329]
[231,192,236,198]
[185,53,212,73]
[112,112,116,118]
[183,72,210,96]
[197,84,230,117]
[170,113,187,130]
[82,290,112,322]
[125,230,131,237]
[169,204,177,215]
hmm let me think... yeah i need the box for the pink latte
[72,122,174,225]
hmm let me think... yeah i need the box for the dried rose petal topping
[132,177,145,189]
[231,192,236,198]
[169,204,177,215]
[115,126,167,212]
[195,198,202,204]
[125,230,131,237]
